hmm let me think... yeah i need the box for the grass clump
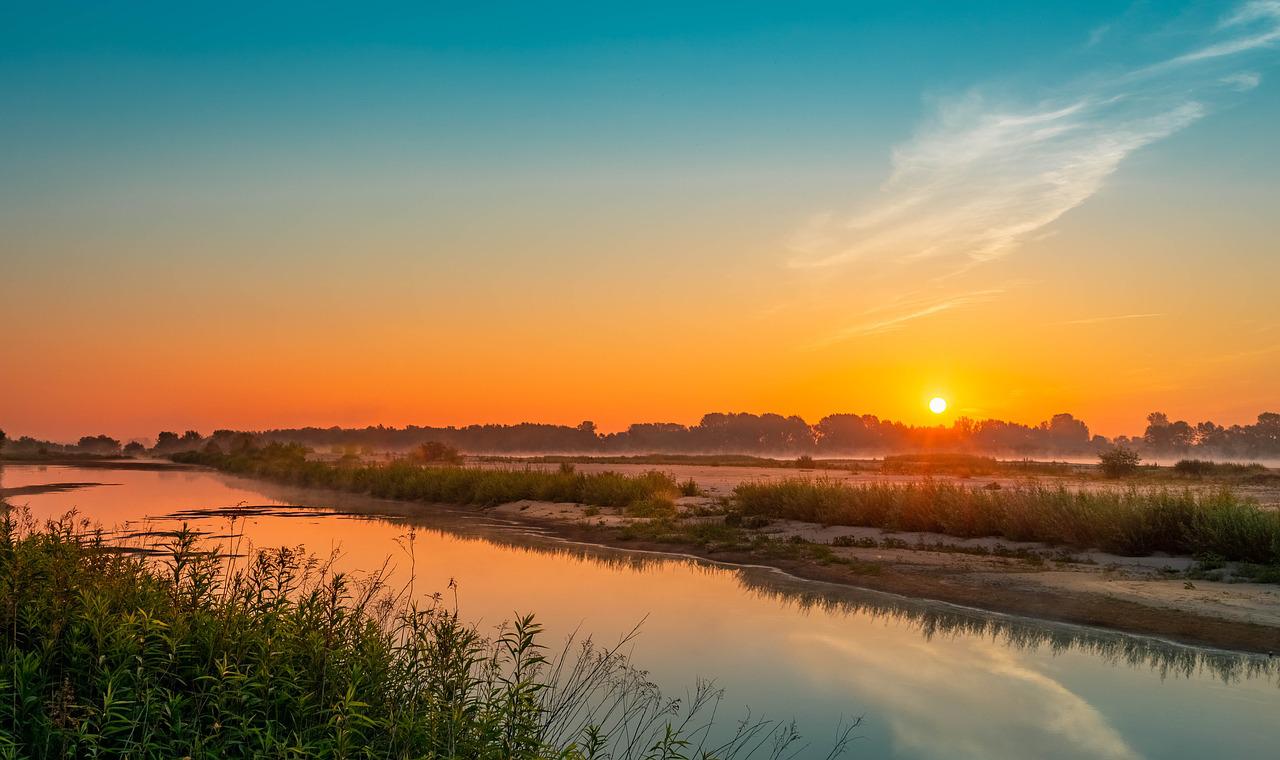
[174,445,679,511]
[881,453,999,477]
[0,507,848,758]
[732,478,1280,564]
[1172,459,1270,478]
[624,497,677,518]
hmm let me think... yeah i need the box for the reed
[0,506,850,758]
[174,445,679,510]
[733,478,1280,563]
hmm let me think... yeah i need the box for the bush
[412,440,464,464]
[1098,447,1141,478]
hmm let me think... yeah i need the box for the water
[2,462,1277,759]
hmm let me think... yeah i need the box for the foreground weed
[0,505,854,758]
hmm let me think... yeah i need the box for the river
[1,462,1276,759]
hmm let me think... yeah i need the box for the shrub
[1098,447,1141,478]
[412,440,465,464]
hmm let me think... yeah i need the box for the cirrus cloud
[789,1,1280,272]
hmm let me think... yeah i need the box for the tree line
[6,410,1276,459]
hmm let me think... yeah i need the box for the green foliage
[733,478,1280,563]
[172,446,679,510]
[1098,447,1142,478]
[0,509,842,758]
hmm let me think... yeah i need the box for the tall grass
[881,453,1000,476]
[1172,459,1270,478]
[174,445,679,510]
[0,507,848,758]
[879,453,1075,477]
[733,478,1280,562]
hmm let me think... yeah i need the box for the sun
[929,397,947,414]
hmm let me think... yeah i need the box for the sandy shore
[489,496,1280,653]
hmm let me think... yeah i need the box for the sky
[2,1,1278,442]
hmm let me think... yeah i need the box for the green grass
[174,445,680,510]
[733,478,1280,563]
[0,507,848,758]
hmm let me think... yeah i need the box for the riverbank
[488,498,1280,654]
[161,449,1280,653]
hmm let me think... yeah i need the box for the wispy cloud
[1166,0,1280,66]
[1086,24,1112,48]
[788,1,1280,272]
[1052,312,1163,326]
[807,288,1004,348]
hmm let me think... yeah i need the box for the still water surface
[2,462,1277,759]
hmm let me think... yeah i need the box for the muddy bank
[0,457,199,471]
[0,482,116,497]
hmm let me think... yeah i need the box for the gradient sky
[3,1,1278,442]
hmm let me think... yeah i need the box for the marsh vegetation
[733,479,1280,563]
[0,507,848,758]
[174,445,681,511]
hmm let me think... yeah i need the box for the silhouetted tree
[154,431,180,452]
[77,435,121,455]
[191,408,1280,459]
[1143,412,1194,453]
[1043,413,1091,452]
